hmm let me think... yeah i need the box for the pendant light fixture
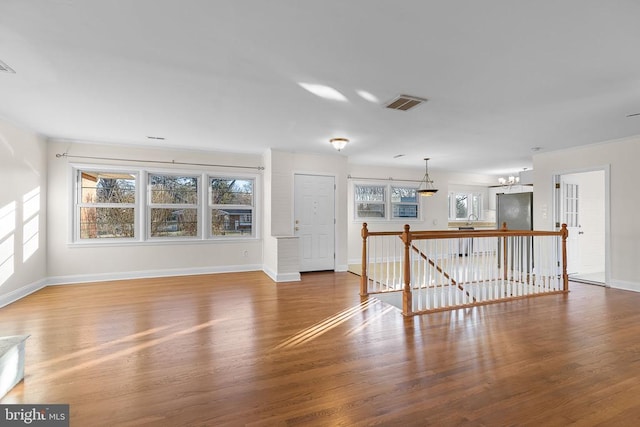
[417,157,438,197]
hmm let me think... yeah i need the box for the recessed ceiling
[1,1,640,174]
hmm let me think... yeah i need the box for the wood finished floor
[1,271,640,426]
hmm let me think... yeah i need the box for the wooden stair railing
[410,243,475,302]
[361,223,569,316]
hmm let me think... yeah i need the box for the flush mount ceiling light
[417,158,438,197]
[329,138,349,151]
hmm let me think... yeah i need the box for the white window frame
[74,168,138,242]
[354,184,387,220]
[353,182,421,221]
[71,164,260,244]
[208,175,256,239]
[448,191,484,220]
[147,173,201,240]
[390,185,419,219]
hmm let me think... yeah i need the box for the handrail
[410,223,566,239]
[361,222,569,315]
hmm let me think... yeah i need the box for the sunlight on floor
[273,299,393,349]
[31,319,225,384]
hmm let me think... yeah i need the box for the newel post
[360,223,369,296]
[401,224,412,316]
[561,223,569,292]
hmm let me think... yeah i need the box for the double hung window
[355,185,386,219]
[391,186,418,219]
[209,177,254,237]
[354,183,420,220]
[148,174,199,238]
[73,168,257,243]
[77,171,137,239]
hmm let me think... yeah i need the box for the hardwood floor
[2,272,640,426]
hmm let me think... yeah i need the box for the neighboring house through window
[209,177,254,237]
[148,174,199,238]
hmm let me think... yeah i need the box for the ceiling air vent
[385,94,427,111]
[0,60,16,73]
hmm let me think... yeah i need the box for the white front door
[294,174,335,272]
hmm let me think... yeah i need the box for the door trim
[552,165,610,286]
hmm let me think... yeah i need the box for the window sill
[69,236,261,248]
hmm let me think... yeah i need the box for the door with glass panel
[560,175,580,275]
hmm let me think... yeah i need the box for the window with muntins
[391,186,419,219]
[73,167,258,243]
[355,185,386,219]
[354,183,420,220]
[209,177,254,237]
[77,171,137,240]
[148,174,199,238]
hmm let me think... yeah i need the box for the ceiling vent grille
[0,60,16,73]
[385,94,427,111]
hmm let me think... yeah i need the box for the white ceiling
[1,1,640,175]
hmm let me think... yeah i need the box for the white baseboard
[262,266,301,282]
[47,264,263,286]
[609,279,640,293]
[0,279,48,309]
[4,264,305,307]
[335,264,348,272]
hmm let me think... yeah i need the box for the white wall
[0,118,48,306]
[46,140,264,283]
[265,150,349,273]
[534,135,639,290]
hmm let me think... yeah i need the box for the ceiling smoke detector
[385,94,428,111]
[0,59,16,74]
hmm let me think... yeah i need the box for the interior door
[558,170,606,284]
[574,171,605,277]
[560,176,580,275]
[294,174,335,272]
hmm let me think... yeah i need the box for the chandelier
[417,158,438,197]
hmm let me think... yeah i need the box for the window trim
[390,185,420,220]
[74,168,139,242]
[353,181,421,222]
[354,184,387,220]
[70,164,260,245]
[208,175,256,239]
[147,172,201,240]
[448,191,484,220]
